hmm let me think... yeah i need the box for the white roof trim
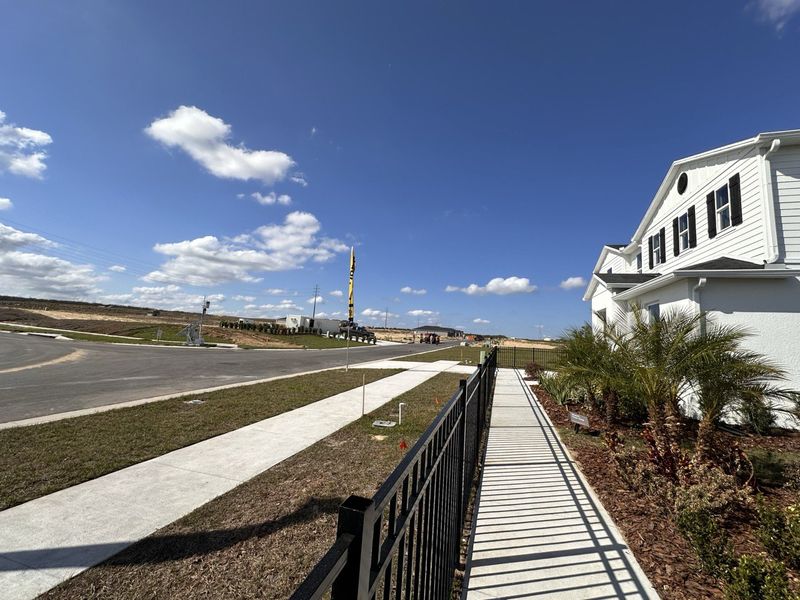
[631,129,800,243]
[613,269,800,301]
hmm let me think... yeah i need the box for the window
[678,213,690,250]
[647,303,660,322]
[636,252,642,273]
[716,185,731,232]
[652,230,663,265]
[706,173,742,239]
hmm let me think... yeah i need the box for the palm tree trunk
[605,389,619,426]
[695,416,716,464]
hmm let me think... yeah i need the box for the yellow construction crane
[348,246,355,324]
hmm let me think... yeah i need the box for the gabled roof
[594,273,660,285]
[632,129,800,243]
[680,257,763,271]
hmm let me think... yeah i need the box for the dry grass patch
[0,369,400,510]
[42,372,466,600]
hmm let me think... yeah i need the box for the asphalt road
[0,333,444,424]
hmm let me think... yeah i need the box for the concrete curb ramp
[463,368,659,599]
[0,360,463,600]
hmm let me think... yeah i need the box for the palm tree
[557,324,603,412]
[601,306,749,454]
[691,349,786,463]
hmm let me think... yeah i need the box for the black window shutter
[672,218,680,256]
[729,173,743,226]
[648,236,654,269]
[706,192,717,238]
[659,227,666,263]
[688,206,697,248]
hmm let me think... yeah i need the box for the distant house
[584,129,800,408]
[413,325,464,338]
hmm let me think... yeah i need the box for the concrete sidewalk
[0,360,463,600]
[463,368,659,599]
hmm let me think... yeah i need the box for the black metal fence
[496,346,564,370]
[290,348,498,600]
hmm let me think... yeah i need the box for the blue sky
[2,1,800,337]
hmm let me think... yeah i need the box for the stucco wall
[702,277,800,389]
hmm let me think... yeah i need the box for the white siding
[626,279,695,319]
[598,252,626,274]
[640,145,767,274]
[772,145,800,265]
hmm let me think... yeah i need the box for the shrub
[537,372,574,405]
[757,502,800,569]
[618,394,648,423]
[725,555,792,600]
[784,462,800,491]
[676,508,735,577]
[524,361,543,379]
[739,396,775,435]
[674,463,752,521]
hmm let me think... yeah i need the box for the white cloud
[361,307,398,321]
[145,105,294,184]
[0,110,53,179]
[445,276,537,296]
[109,265,126,273]
[0,222,106,298]
[144,211,348,286]
[329,289,343,297]
[408,309,438,317]
[361,308,383,317]
[0,222,56,251]
[754,0,800,30]
[400,286,427,295]
[307,295,324,304]
[127,285,225,312]
[0,198,12,210]
[473,318,490,324]
[232,294,256,302]
[559,276,587,290]
[251,191,292,206]
[239,298,303,318]
[290,172,308,187]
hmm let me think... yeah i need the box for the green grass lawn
[0,324,183,346]
[0,368,401,510]
[290,334,372,349]
[43,372,464,600]
[396,345,490,365]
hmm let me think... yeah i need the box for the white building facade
[584,129,800,404]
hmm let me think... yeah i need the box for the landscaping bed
[535,387,800,599]
[0,368,401,510]
[41,372,465,600]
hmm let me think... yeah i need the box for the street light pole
[345,325,351,371]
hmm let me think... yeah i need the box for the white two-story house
[584,129,800,401]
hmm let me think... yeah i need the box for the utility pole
[198,296,210,344]
[311,283,320,322]
[384,307,389,329]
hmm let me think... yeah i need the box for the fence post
[457,379,468,524]
[332,495,374,600]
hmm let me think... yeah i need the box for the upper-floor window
[716,185,731,232]
[648,227,666,269]
[636,252,642,273]
[678,213,690,250]
[652,230,664,265]
[706,173,742,239]
[672,207,696,257]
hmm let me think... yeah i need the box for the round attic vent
[677,172,688,195]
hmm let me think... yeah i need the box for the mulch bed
[534,387,800,599]
[536,390,722,599]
